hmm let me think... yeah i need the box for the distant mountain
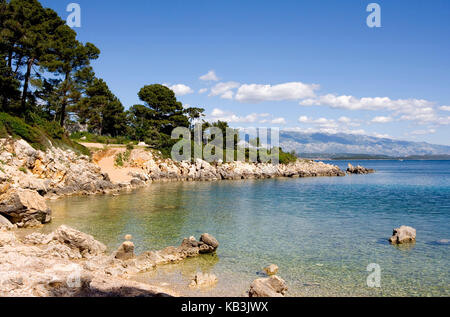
[279,131,450,157]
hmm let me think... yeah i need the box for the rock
[0,189,51,226]
[52,225,107,258]
[0,214,14,230]
[249,275,288,297]
[264,264,279,276]
[0,230,17,247]
[23,232,53,245]
[114,241,135,261]
[200,233,219,250]
[347,163,375,175]
[189,272,218,288]
[389,225,416,244]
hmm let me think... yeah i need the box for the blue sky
[42,0,450,145]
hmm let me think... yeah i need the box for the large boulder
[199,233,219,252]
[0,189,51,226]
[389,225,416,244]
[249,275,288,297]
[52,225,107,258]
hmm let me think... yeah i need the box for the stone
[0,189,51,226]
[200,233,219,250]
[189,272,218,288]
[114,241,135,261]
[264,264,279,276]
[52,225,107,258]
[389,225,416,244]
[249,275,288,297]
[347,163,375,175]
[0,214,14,230]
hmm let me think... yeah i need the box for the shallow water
[38,160,449,296]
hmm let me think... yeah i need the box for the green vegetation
[18,166,27,173]
[0,0,296,164]
[114,150,131,167]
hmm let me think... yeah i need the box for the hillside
[279,131,450,157]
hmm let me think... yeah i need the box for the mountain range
[279,131,450,158]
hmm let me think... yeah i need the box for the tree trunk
[21,57,34,111]
[59,71,70,127]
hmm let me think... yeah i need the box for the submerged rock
[249,275,288,297]
[389,225,416,244]
[264,264,279,276]
[189,272,218,288]
[0,189,51,227]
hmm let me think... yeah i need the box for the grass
[70,131,133,145]
[0,112,90,156]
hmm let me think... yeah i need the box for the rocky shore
[0,225,219,297]
[0,138,358,227]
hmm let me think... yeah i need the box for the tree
[137,84,190,135]
[45,23,100,126]
[74,78,126,136]
[0,53,20,111]
[185,106,205,129]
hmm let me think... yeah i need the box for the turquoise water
[40,160,449,296]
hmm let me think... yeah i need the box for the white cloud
[198,88,208,94]
[271,117,287,125]
[209,82,240,99]
[200,70,219,81]
[235,82,319,103]
[371,116,393,123]
[209,108,284,124]
[300,94,433,112]
[297,115,368,134]
[300,94,450,125]
[411,129,436,135]
[166,84,194,96]
[439,106,450,111]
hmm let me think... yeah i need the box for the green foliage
[114,150,131,167]
[0,112,49,150]
[70,131,132,145]
[126,143,134,151]
[278,148,298,164]
[18,166,27,173]
[115,153,124,167]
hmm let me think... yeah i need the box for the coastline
[0,137,372,228]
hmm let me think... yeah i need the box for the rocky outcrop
[0,138,118,199]
[248,275,288,297]
[0,188,51,227]
[0,225,219,297]
[389,226,416,244]
[52,225,107,258]
[347,163,375,175]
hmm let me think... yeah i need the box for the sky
[41,0,450,145]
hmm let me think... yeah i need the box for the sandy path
[87,145,144,184]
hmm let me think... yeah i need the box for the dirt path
[87,145,144,184]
